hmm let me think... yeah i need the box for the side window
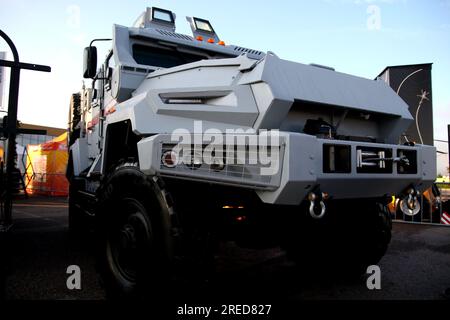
[132,44,204,68]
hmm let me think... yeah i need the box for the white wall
[436,140,449,176]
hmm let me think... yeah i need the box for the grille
[156,29,193,41]
[233,46,263,56]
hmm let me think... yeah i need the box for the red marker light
[162,151,178,168]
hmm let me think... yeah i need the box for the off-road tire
[68,182,84,237]
[284,200,392,277]
[95,163,174,298]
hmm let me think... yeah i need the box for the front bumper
[138,132,436,205]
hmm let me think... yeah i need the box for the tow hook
[307,191,328,219]
[400,186,421,216]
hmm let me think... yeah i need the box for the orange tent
[26,132,69,196]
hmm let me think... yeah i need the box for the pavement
[2,196,450,300]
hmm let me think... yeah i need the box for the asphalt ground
[2,196,450,301]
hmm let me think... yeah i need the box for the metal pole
[0,30,50,228]
[4,67,20,225]
[0,30,20,226]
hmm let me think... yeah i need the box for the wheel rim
[106,198,152,285]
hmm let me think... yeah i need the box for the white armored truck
[67,7,436,296]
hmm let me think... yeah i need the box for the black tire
[68,182,84,236]
[359,202,392,266]
[284,200,392,277]
[96,163,173,298]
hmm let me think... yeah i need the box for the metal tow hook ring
[401,193,420,216]
[309,200,326,219]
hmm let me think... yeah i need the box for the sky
[0,0,449,173]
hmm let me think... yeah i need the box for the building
[0,121,66,169]
[15,123,66,147]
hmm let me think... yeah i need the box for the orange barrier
[26,132,69,196]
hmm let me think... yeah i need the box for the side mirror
[83,46,97,79]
